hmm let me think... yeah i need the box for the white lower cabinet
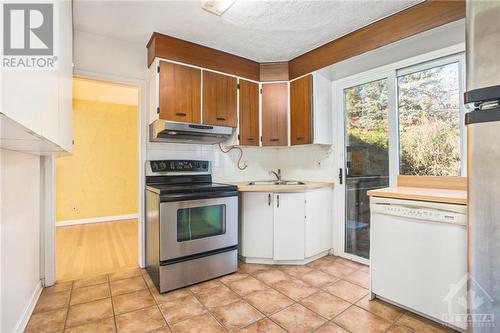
[239,192,274,259]
[240,187,332,263]
[273,192,305,260]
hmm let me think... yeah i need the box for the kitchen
[1,0,499,332]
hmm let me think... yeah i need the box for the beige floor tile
[66,298,113,328]
[356,295,404,322]
[148,328,172,333]
[238,262,271,274]
[314,321,350,333]
[34,289,71,313]
[64,317,116,333]
[70,283,110,305]
[189,279,223,294]
[25,308,67,333]
[301,291,351,319]
[397,312,454,333]
[110,276,147,296]
[301,269,338,288]
[319,262,357,278]
[219,272,250,284]
[272,277,318,301]
[142,272,156,289]
[42,281,73,294]
[73,275,108,289]
[195,284,240,308]
[306,256,333,269]
[228,276,270,296]
[237,318,286,333]
[333,306,392,333]
[387,325,416,333]
[108,268,142,281]
[253,269,289,286]
[323,280,368,303]
[170,313,225,333]
[345,269,370,289]
[210,299,264,331]
[279,265,314,278]
[334,258,365,270]
[159,295,206,324]
[150,286,192,304]
[270,303,326,333]
[244,288,294,315]
[113,289,155,315]
[115,305,166,332]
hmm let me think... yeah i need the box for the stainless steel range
[145,160,238,293]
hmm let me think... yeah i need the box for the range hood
[150,120,234,144]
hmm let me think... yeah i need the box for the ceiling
[73,0,423,63]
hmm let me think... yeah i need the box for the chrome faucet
[270,169,282,182]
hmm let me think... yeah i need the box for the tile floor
[26,255,458,333]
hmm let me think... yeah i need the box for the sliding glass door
[343,79,390,259]
[335,51,465,262]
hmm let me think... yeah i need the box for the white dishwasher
[370,196,467,331]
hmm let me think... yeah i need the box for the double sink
[248,180,305,186]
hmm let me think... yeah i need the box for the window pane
[177,205,225,242]
[398,62,461,176]
[344,78,389,259]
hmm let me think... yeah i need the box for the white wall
[1,149,42,332]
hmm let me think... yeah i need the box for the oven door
[159,194,238,262]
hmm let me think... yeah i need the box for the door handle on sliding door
[277,194,280,208]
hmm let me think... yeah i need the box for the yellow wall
[56,98,138,221]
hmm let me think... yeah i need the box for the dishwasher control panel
[371,203,467,225]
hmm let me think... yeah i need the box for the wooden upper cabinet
[159,61,201,123]
[290,75,313,145]
[262,82,288,146]
[238,80,259,146]
[202,71,238,127]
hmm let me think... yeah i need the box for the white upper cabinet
[1,0,73,155]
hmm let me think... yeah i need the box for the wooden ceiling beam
[288,0,465,79]
[147,0,465,82]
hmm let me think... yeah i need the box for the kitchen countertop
[367,186,467,205]
[234,181,333,192]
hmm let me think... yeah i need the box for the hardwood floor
[56,219,138,282]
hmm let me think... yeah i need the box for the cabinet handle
[277,194,280,208]
[268,193,271,206]
[247,138,254,141]
[270,138,279,142]
[175,112,187,117]
[296,137,303,140]
[216,117,226,121]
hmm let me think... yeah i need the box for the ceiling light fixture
[202,0,238,16]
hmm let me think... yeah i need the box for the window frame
[332,43,466,264]
[396,53,467,176]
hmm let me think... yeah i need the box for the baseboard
[56,213,139,227]
[14,280,43,333]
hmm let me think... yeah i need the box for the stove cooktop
[146,182,237,195]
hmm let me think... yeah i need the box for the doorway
[55,78,140,281]
[334,48,466,263]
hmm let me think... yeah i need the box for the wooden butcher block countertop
[367,175,468,205]
[234,181,333,192]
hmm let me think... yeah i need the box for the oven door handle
[160,190,238,202]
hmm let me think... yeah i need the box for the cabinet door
[238,80,260,146]
[262,83,288,146]
[305,188,333,258]
[290,75,313,145]
[273,192,305,260]
[159,61,201,123]
[240,193,274,259]
[203,71,238,127]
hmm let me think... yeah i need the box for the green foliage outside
[345,62,461,177]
